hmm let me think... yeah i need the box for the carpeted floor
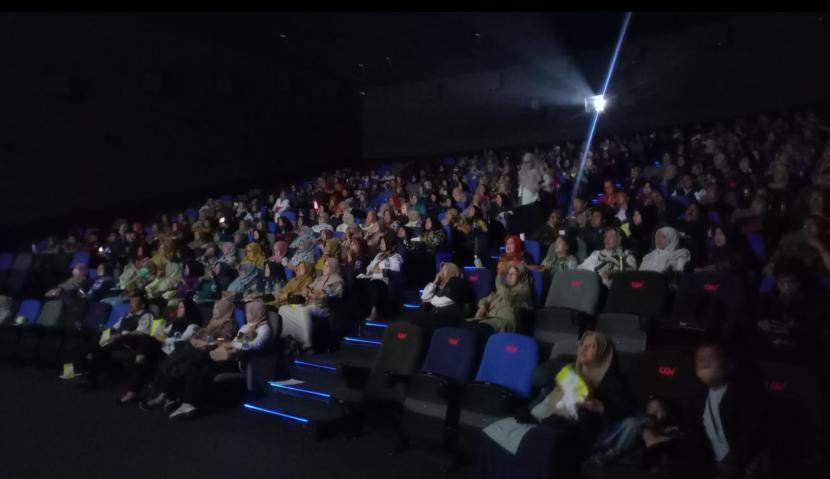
[0,364,474,479]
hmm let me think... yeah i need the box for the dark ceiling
[142,12,738,88]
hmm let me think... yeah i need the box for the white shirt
[420,282,455,308]
[161,323,199,355]
[272,198,290,215]
[231,322,272,351]
[703,385,730,461]
[362,253,403,284]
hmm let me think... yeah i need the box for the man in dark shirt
[529,210,564,253]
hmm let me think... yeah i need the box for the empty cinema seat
[596,272,668,352]
[463,267,493,301]
[534,270,601,357]
[454,333,538,454]
[670,272,746,331]
[399,327,478,448]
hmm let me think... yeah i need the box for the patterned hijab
[242,242,267,269]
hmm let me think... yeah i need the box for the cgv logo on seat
[505,344,519,353]
[703,283,720,292]
[448,337,460,346]
[765,381,787,392]
[469,275,479,283]
[631,281,645,289]
[658,366,678,377]
[570,280,583,288]
[396,332,408,340]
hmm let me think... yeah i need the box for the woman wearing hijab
[496,235,533,274]
[218,242,239,269]
[517,152,545,236]
[173,261,205,299]
[270,261,315,307]
[287,235,316,272]
[579,227,638,287]
[151,237,176,269]
[354,234,404,322]
[478,331,634,479]
[765,214,830,275]
[695,225,750,274]
[167,300,271,420]
[144,261,183,299]
[226,242,266,295]
[639,226,691,273]
[409,262,473,335]
[315,239,341,272]
[336,212,357,234]
[465,263,533,345]
[279,257,344,352]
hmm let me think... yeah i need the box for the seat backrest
[197,302,214,325]
[83,302,113,331]
[373,321,424,376]
[524,240,541,264]
[12,253,33,271]
[106,302,131,328]
[752,361,826,463]
[70,252,90,269]
[530,270,544,305]
[545,270,601,315]
[549,338,579,360]
[234,307,246,328]
[745,233,766,263]
[37,299,64,327]
[464,267,493,301]
[616,351,649,410]
[58,299,88,329]
[16,299,42,324]
[420,327,478,383]
[643,350,696,412]
[603,271,668,318]
[475,333,538,398]
[672,272,744,323]
[284,268,295,280]
[268,222,277,233]
[282,211,297,224]
[0,252,14,271]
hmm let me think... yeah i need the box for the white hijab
[639,226,691,273]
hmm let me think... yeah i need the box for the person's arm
[134,312,153,335]
[420,282,437,302]
[578,251,599,271]
[382,254,403,273]
[231,323,272,351]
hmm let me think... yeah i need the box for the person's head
[711,226,727,248]
[72,263,88,278]
[128,291,146,313]
[521,152,535,169]
[770,162,789,186]
[547,210,563,227]
[573,197,587,214]
[750,196,768,217]
[504,235,523,258]
[603,227,622,251]
[615,191,630,208]
[773,260,805,301]
[505,264,522,287]
[603,179,615,196]
[695,342,730,388]
[323,257,340,276]
[245,300,267,325]
[803,215,830,240]
[808,189,828,216]
[654,227,679,251]
[646,396,678,427]
[683,203,702,223]
[576,331,610,366]
[589,209,605,229]
[553,236,570,256]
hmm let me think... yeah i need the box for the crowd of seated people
[1,108,829,478]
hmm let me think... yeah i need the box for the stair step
[244,393,347,440]
[293,342,378,373]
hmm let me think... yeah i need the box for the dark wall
[363,13,830,159]
[0,13,360,243]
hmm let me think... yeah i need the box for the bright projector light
[585,95,607,113]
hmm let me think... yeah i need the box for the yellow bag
[99,328,112,346]
[151,319,167,337]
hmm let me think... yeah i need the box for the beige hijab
[537,331,614,420]
[437,262,461,289]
